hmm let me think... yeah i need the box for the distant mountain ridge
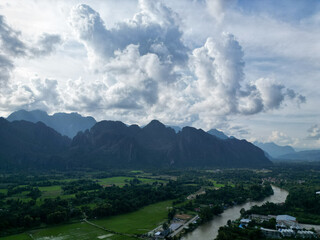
[207,129,229,140]
[278,150,320,161]
[0,117,272,170]
[167,125,181,133]
[253,141,296,158]
[7,109,96,138]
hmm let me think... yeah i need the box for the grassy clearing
[209,180,226,188]
[0,222,136,240]
[39,186,62,198]
[129,170,143,174]
[0,200,172,240]
[0,189,7,194]
[209,180,235,188]
[35,193,75,206]
[92,200,173,235]
[30,222,107,240]
[0,233,31,240]
[96,176,160,187]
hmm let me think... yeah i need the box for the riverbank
[182,186,288,240]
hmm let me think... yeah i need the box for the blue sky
[237,0,320,22]
[0,0,319,149]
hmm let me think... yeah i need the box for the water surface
[182,186,288,240]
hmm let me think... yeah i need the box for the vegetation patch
[39,186,62,198]
[95,176,163,187]
[92,200,173,234]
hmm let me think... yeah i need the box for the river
[182,185,288,240]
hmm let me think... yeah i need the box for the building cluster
[148,214,198,239]
[239,214,318,239]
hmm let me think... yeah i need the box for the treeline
[195,183,273,206]
[243,164,320,225]
[61,179,102,194]
[170,183,273,228]
[0,180,197,237]
[216,225,264,240]
[245,185,320,224]
[0,170,139,186]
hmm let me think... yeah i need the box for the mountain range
[277,150,320,161]
[7,109,96,138]
[0,117,70,169]
[252,141,320,162]
[0,110,272,170]
[253,141,296,159]
[68,120,271,169]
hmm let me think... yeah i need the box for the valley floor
[1,163,319,240]
[1,200,173,240]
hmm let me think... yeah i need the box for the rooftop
[169,223,183,232]
[276,215,296,222]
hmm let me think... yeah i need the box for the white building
[297,230,317,239]
[240,218,251,227]
[279,229,294,237]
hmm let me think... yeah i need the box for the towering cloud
[0,0,307,132]
[69,1,187,66]
[189,33,305,123]
[67,1,187,113]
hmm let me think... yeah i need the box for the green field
[39,185,62,198]
[1,222,136,240]
[129,170,143,174]
[95,176,163,187]
[209,180,226,188]
[1,233,30,240]
[92,200,173,234]
[207,180,235,188]
[0,200,172,240]
[0,189,7,194]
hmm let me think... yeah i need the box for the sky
[0,0,319,149]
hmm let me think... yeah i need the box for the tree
[163,222,169,230]
[168,208,176,221]
[47,211,67,224]
[240,208,245,216]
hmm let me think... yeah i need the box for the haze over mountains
[199,123,320,162]
[0,110,273,170]
[207,129,229,140]
[277,150,320,161]
[7,110,96,138]
[4,110,320,166]
[253,141,296,159]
